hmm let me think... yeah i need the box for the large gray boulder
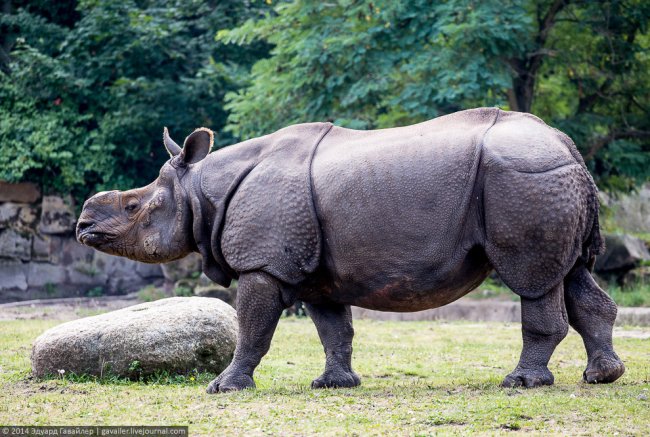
[31,297,237,378]
[594,233,650,273]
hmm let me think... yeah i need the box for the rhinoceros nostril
[77,220,95,232]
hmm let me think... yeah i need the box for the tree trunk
[510,66,535,113]
[508,0,569,113]
[0,0,13,75]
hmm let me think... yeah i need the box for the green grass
[467,277,519,301]
[1,317,649,435]
[137,285,170,302]
[469,277,650,307]
[608,282,650,307]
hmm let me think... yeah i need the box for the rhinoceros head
[76,127,213,263]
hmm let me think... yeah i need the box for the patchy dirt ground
[0,293,650,328]
[0,294,140,321]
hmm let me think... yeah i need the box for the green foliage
[0,0,270,200]
[607,280,650,307]
[173,284,194,297]
[535,0,650,191]
[1,0,648,196]
[43,282,57,296]
[471,275,650,307]
[221,0,650,191]
[127,360,142,374]
[85,286,104,297]
[219,1,530,137]
[136,284,168,302]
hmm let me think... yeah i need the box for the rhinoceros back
[311,108,500,294]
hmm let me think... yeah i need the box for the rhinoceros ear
[163,127,182,157]
[180,127,213,164]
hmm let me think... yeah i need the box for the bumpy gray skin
[77,108,625,393]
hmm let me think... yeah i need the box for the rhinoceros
[76,108,625,392]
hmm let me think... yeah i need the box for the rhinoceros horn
[163,127,182,157]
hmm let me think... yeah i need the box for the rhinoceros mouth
[78,230,116,247]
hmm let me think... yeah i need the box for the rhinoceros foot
[206,367,255,393]
[501,366,554,388]
[311,369,361,389]
[583,352,625,384]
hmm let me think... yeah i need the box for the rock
[31,234,51,261]
[0,203,17,228]
[56,251,164,294]
[595,234,650,273]
[92,252,160,293]
[161,253,202,283]
[27,263,67,288]
[38,195,76,235]
[31,297,237,378]
[620,266,650,287]
[197,273,213,287]
[0,229,32,261]
[66,261,108,286]
[17,203,39,228]
[136,262,163,279]
[601,183,650,234]
[194,285,237,306]
[0,260,28,291]
[49,235,93,266]
[616,307,650,326]
[0,192,165,301]
[0,182,41,203]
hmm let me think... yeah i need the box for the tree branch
[584,129,650,161]
[0,44,11,76]
[529,0,570,72]
[507,0,570,112]
[538,0,570,43]
[0,0,12,75]
[577,77,613,113]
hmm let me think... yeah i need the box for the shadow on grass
[34,369,217,387]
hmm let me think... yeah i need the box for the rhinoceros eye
[125,200,140,213]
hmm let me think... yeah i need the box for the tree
[0,0,271,199]
[220,0,650,191]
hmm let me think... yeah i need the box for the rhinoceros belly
[310,109,499,311]
[305,246,493,312]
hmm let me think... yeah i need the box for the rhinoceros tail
[583,172,605,272]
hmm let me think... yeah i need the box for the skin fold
[77,108,624,392]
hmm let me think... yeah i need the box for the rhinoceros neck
[186,136,268,286]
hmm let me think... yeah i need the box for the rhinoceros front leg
[305,302,361,389]
[206,271,284,393]
[502,283,569,388]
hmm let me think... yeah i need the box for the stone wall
[601,183,650,234]
[0,183,164,303]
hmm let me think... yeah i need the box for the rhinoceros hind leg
[305,302,361,389]
[564,265,625,384]
[206,271,284,394]
[502,282,568,388]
